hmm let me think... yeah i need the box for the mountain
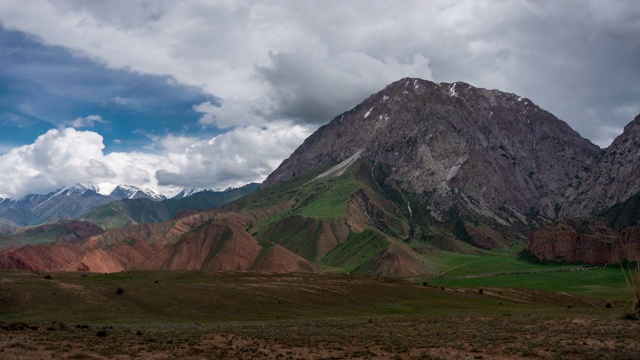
[0,220,104,249]
[80,183,260,229]
[0,184,114,229]
[0,78,609,274]
[109,184,167,201]
[524,113,640,264]
[0,183,199,229]
[264,78,599,235]
[172,188,217,199]
[19,220,103,244]
[562,114,640,216]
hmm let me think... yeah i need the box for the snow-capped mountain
[0,183,113,228]
[0,183,167,229]
[109,185,167,201]
[57,183,100,196]
[172,184,261,199]
[0,182,259,231]
[171,188,217,199]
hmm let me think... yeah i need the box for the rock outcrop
[525,217,640,264]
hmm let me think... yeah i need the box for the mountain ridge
[0,183,258,230]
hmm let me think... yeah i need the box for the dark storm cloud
[256,51,431,124]
[2,0,637,146]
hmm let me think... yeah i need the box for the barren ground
[0,271,637,359]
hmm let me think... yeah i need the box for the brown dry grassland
[0,270,638,359]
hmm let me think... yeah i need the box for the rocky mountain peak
[57,183,99,196]
[172,188,217,200]
[264,77,599,230]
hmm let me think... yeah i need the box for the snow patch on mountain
[172,188,219,199]
[109,185,167,201]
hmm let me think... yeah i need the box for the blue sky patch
[0,27,220,153]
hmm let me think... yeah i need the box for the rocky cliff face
[526,217,640,264]
[265,78,599,227]
[562,114,640,216]
[524,113,640,265]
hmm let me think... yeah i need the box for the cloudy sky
[0,0,638,198]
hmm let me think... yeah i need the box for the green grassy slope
[322,229,389,273]
[206,160,533,277]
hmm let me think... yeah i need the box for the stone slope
[562,114,640,216]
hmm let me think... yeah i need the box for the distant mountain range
[80,183,260,229]
[0,183,259,231]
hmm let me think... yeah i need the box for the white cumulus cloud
[0,125,310,198]
[67,114,106,128]
[155,123,310,189]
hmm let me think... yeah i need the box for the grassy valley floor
[0,266,638,359]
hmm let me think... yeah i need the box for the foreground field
[0,270,638,359]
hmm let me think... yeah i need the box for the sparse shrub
[1,322,29,331]
[621,262,640,319]
[479,288,483,294]
[44,274,52,280]
[605,302,613,309]
[422,281,428,287]
[115,287,124,295]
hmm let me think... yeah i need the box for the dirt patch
[0,315,638,359]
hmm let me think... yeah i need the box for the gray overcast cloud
[0,0,638,197]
